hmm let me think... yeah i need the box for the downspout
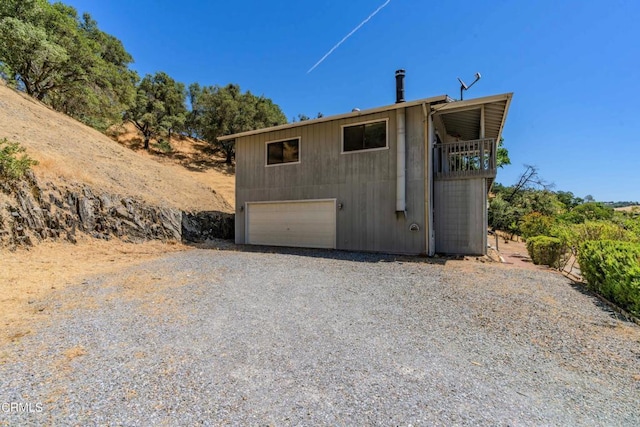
[396,107,406,212]
[423,103,435,256]
[480,104,488,253]
[395,69,406,213]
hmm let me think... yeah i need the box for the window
[266,138,300,166]
[342,120,388,153]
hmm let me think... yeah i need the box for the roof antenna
[457,72,481,100]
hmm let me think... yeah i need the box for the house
[218,71,512,255]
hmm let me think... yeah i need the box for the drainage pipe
[395,69,406,213]
[422,103,435,256]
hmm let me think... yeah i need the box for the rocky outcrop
[0,173,234,248]
[181,211,235,242]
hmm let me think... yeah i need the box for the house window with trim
[342,120,388,152]
[266,138,300,166]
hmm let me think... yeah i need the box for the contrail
[307,0,392,73]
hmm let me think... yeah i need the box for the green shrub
[526,236,564,268]
[155,139,172,153]
[0,138,38,181]
[623,217,640,240]
[576,220,636,242]
[520,212,554,239]
[578,240,640,317]
[551,220,637,252]
[560,202,614,224]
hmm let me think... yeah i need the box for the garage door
[246,199,336,249]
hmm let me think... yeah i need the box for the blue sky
[61,0,639,202]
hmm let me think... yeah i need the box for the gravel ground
[1,244,639,426]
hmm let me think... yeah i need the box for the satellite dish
[457,72,482,100]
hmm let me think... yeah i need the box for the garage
[245,199,336,249]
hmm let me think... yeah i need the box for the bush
[578,240,640,317]
[520,212,554,239]
[0,138,38,181]
[623,216,640,239]
[552,220,637,252]
[526,236,564,268]
[488,194,520,236]
[155,139,172,153]
[573,220,637,243]
[560,202,614,224]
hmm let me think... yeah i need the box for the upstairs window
[266,138,300,166]
[342,119,388,153]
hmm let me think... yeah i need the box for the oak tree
[125,72,187,150]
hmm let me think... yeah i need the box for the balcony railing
[434,138,497,181]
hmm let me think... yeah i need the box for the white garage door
[246,199,336,249]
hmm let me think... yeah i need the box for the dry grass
[0,238,187,345]
[111,122,236,208]
[615,205,640,212]
[0,82,240,347]
[63,345,87,360]
[100,266,201,321]
[0,82,234,212]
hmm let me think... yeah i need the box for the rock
[99,194,114,210]
[46,183,61,201]
[160,208,182,240]
[77,197,95,231]
[1,174,235,248]
[114,206,131,219]
[181,211,235,242]
[66,224,77,243]
[16,182,47,233]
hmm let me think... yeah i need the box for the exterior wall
[434,178,487,255]
[235,105,428,254]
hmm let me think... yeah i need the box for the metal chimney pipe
[395,69,405,103]
[395,69,407,212]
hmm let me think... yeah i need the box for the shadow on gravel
[187,238,448,265]
[566,279,637,324]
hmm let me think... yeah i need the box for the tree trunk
[144,136,150,150]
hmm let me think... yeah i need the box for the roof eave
[217,94,450,141]
[431,92,513,114]
[495,93,513,144]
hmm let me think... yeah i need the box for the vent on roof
[395,69,405,103]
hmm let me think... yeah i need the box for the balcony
[434,138,497,186]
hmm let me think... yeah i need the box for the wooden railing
[434,138,497,181]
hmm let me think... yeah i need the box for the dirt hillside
[0,81,234,212]
[108,122,235,209]
[0,81,236,343]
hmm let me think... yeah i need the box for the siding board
[235,108,427,254]
[434,178,486,255]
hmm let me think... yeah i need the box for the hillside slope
[108,122,235,209]
[0,82,232,212]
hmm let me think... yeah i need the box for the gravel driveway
[2,245,639,426]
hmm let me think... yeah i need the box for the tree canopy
[0,0,137,130]
[496,137,510,168]
[124,72,187,150]
[488,165,625,239]
[187,83,287,163]
[0,1,296,162]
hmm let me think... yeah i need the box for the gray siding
[434,178,487,255]
[235,105,428,254]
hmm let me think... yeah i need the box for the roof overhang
[217,94,451,141]
[432,93,513,142]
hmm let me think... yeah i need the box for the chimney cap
[395,69,405,103]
